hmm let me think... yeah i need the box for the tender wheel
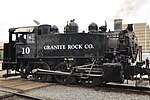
[54,62,75,84]
[81,76,103,86]
[33,62,52,82]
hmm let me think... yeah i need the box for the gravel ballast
[25,85,150,100]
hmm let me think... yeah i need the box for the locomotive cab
[2,26,36,71]
[2,24,55,75]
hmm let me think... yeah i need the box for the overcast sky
[0,0,149,41]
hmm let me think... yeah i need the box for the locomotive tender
[2,19,144,86]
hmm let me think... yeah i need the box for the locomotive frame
[2,19,150,86]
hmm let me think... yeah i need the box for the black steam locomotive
[2,19,145,86]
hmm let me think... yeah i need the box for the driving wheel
[33,62,51,82]
[54,62,75,84]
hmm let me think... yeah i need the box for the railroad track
[0,77,54,99]
[0,76,150,99]
[94,80,150,96]
[0,89,41,100]
[65,80,150,96]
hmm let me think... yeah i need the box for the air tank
[88,22,98,33]
[51,25,59,33]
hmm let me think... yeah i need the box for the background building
[0,42,4,60]
[0,42,4,70]
[122,23,150,53]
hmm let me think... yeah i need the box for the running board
[32,68,102,77]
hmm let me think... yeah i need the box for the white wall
[142,53,150,61]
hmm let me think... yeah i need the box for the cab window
[27,33,35,43]
[15,34,27,44]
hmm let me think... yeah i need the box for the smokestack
[114,19,122,32]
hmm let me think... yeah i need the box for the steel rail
[105,83,150,91]
[0,89,42,100]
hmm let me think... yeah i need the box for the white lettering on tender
[43,44,94,50]
[43,45,66,50]
[84,44,94,49]
[67,44,83,49]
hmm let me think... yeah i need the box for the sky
[0,0,149,41]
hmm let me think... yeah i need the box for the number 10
[22,47,30,54]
